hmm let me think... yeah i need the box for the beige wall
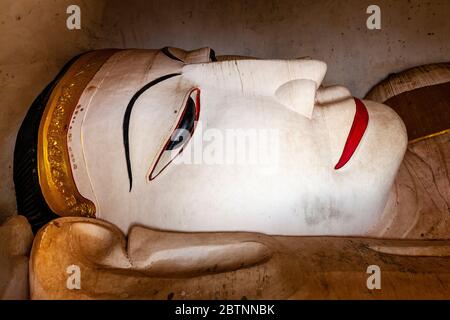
[0,0,449,220]
[102,0,450,96]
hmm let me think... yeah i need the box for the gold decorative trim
[38,50,117,217]
[408,129,450,145]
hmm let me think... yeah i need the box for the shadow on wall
[0,0,449,221]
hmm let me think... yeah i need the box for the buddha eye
[166,96,196,150]
[149,89,200,180]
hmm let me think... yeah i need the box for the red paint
[334,98,369,170]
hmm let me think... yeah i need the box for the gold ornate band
[38,50,117,217]
[408,129,450,144]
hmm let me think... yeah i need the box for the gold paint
[38,50,117,217]
[409,129,450,144]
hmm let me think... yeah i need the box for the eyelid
[148,88,200,181]
[123,73,181,192]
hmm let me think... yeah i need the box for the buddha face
[67,48,407,235]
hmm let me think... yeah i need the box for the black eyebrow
[123,73,181,192]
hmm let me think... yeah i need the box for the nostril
[315,85,352,105]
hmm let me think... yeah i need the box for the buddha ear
[128,226,273,278]
[275,79,317,119]
[69,222,132,269]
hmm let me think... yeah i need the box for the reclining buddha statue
[14,47,407,236]
[14,47,449,300]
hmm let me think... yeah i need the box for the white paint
[70,49,407,236]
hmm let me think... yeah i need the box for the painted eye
[166,96,196,150]
[149,89,200,180]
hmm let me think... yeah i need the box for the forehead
[182,59,327,96]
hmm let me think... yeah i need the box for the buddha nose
[275,79,317,119]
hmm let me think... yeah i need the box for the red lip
[334,98,369,170]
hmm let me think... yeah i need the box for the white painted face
[70,48,407,236]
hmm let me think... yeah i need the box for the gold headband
[38,50,117,217]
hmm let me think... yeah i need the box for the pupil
[166,97,196,150]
